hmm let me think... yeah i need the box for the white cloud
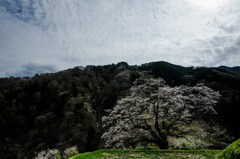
[1,0,240,77]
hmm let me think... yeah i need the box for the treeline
[0,61,240,158]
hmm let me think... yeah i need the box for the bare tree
[101,77,220,149]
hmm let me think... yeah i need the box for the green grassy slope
[218,138,240,159]
[70,149,222,159]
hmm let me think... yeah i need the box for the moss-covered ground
[70,148,222,159]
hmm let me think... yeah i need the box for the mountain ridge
[0,61,240,159]
[218,65,240,75]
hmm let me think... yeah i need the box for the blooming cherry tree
[101,77,220,149]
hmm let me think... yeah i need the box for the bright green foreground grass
[217,138,240,159]
[70,148,222,159]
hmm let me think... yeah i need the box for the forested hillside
[0,61,240,159]
[139,61,240,139]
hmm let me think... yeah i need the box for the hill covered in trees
[0,61,240,159]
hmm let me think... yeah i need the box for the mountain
[218,66,240,75]
[0,61,240,159]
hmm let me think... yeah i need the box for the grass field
[69,148,222,159]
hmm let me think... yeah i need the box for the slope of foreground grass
[217,138,240,159]
[70,148,222,159]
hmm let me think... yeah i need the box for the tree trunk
[154,105,169,149]
[156,137,169,149]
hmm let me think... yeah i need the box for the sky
[1,0,240,77]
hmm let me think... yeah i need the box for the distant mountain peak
[218,66,240,75]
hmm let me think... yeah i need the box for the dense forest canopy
[0,61,240,159]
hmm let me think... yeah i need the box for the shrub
[170,137,206,150]
[35,146,79,159]
[63,146,79,159]
[35,149,61,159]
